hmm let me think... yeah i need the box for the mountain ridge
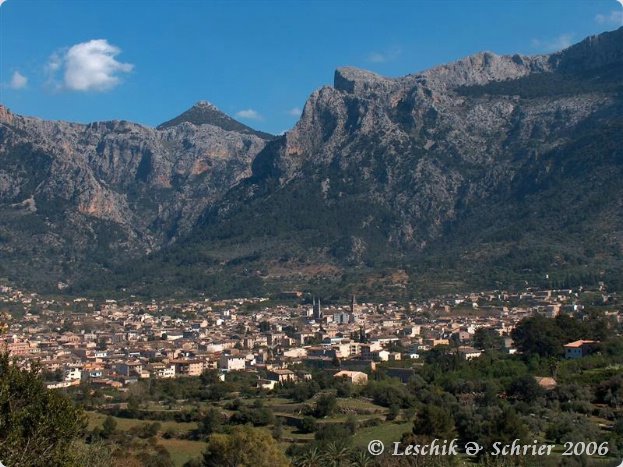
[1,27,623,297]
[131,26,623,298]
[0,102,269,290]
[157,101,274,139]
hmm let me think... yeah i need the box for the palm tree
[295,447,324,467]
[350,451,375,467]
[325,442,352,466]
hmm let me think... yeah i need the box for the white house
[219,355,246,372]
[457,346,482,360]
[333,370,368,385]
[63,367,82,381]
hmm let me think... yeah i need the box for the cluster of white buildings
[0,284,619,390]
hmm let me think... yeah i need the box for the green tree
[364,380,413,408]
[126,394,140,416]
[487,407,528,447]
[386,404,400,421]
[595,375,623,408]
[200,369,220,385]
[272,418,283,441]
[345,414,358,435]
[139,421,161,438]
[198,407,224,436]
[295,446,323,467]
[425,345,462,372]
[314,394,337,418]
[412,405,456,439]
[325,442,352,465]
[511,316,565,358]
[350,451,375,467]
[299,416,317,434]
[0,353,86,466]
[201,425,290,467]
[314,423,353,445]
[473,328,504,351]
[507,375,544,403]
[101,415,117,438]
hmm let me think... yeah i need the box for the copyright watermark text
[367,439,611,458]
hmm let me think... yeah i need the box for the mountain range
[0,101,270,290]
[1,27,623,298]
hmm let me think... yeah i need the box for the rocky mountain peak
[421,26,623,89]
[193,100,219,110]
[157,101,273,139]
[190,27,623,296]
[0,104,14,124]
[551,26,623,72]
[334,67,392,93]
[421,50,551,89]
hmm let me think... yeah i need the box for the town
[1,284,619,391]
[2,282,623,466]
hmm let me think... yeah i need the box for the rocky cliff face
[2,28,623,296]
[166,27,623,297]
[0,103,269,289]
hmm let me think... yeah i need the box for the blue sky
[1,0,622,134]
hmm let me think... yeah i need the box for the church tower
[349,294,359,323]
[313,297,323,320]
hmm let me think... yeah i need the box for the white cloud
[235,109,263,120]
[46,53,62,73]
[367,52,387,63]
[366,46,401,64]
[9,71,27,89]
[0,0,8,7]
[46,39,133,92]
[595,10,623,25]
[287,107,302,117]
[531,34,573,52]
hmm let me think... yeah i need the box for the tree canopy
[0,353,86,466]
[201,425,290,467]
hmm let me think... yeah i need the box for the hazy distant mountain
[2,28,623,297]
